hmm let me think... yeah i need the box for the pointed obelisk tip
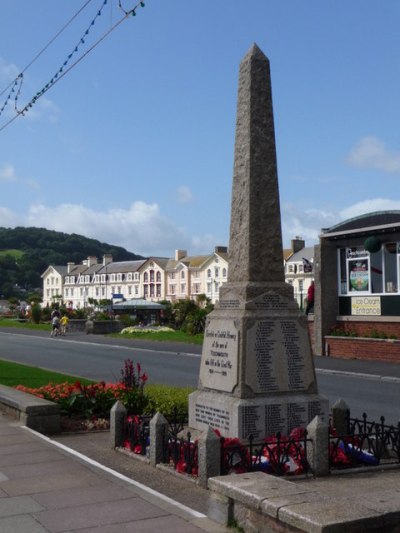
[243,42,269,62]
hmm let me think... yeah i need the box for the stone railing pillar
[198,426,221,488]
[306,415,329,476]
[149,412,168,467]
[331,398,350,435]
[110,400,127,448]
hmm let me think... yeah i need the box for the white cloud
[281,202,337,246]
[0,57,19,83]
[15,201,201,256]
[0,164,39,189]
[340,198,400,220]
[347,136,400,174]
[0,164,17,182]
[176,185,194,204]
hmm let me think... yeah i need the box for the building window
[207,269,211,278]
[102,287,105,296]
[156,285,161,297]
[181,283,185,293]
[95,287,99,296]
[144,286,148,297]
[299,280,304,292]
[207,282,211,293]
[128,285,132,295]
[127,273,132,281]
[117,274,122,282]
[181,270,185,279]
[135,286,139,295]
[170,272,175,280]
[101,275,106,283]
[215,267,219,278]
[150,270,155,282]
[156,271,161,282]
[170,285,175,295]
[222,268,227,277]
[144,272,148,283]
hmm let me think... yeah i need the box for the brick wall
[334,321,400,339]
[325,336,400,363]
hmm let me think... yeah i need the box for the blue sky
[1,1,400,257]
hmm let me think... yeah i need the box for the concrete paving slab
[279,499,385,533]
[261,490,327,519]
[0,514,49,533]
[0,494,44,516]
[0,457,87,479]
[0,433,35,446]
[0,449,64,466]
[0,441,45,455]
[209,472,305,509]
[33,481,138,509]
[34,496,168,532]
[79,514,206,532]
[1,469,104,496]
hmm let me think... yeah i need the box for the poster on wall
[348,259,369,292]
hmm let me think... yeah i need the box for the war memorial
[188,43,329,440]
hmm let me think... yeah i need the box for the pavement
[0,412,228,533]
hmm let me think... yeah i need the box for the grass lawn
[0,359,94,388]
[0,318,51,331]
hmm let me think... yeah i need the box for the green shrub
[31,303,42,324]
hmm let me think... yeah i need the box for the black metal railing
[123,414,151,455]
[161,411,198,475]
[221,431,311,477]
[329,412,400,470]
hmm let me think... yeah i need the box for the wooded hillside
[0,227,145,299]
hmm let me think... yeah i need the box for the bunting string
[0,0,146,132]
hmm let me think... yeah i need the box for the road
[0,328,399,425]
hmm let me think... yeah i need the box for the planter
[325,335,400,363]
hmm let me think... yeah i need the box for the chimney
[67,262,75,273]
[87,256,98,267]
[291,237,305,254]
[103,254,113,266]
[215,246,228,254]
[175,250,187,261]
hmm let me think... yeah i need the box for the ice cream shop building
[313,211,400,361]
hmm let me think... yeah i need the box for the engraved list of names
[199,319,239,392]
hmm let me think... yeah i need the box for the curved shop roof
[321,211,400,239]
[112,299,165,310]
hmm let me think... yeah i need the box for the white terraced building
[41,247,229,309]
[41,239,314,311]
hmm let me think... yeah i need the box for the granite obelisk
[189,44,328,439]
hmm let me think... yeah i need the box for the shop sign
[351,296,381,316]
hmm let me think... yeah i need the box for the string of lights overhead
[0,0,145,133]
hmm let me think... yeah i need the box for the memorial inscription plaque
[199,319,239,392]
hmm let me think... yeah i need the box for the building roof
[286,247,314,263]
[321,211,400,238]
[96,260,146,274]
[112,298,165,310]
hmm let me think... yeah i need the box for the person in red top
[305,280,315,315]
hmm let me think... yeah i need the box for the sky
[1,1,400,258]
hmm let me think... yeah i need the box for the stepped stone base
[189,390,329,439]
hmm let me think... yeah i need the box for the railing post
[307,415,329,476]
[110,400,127,448]
[331,398,350,435]
[149,412,168,467]
[198,426,221,488]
